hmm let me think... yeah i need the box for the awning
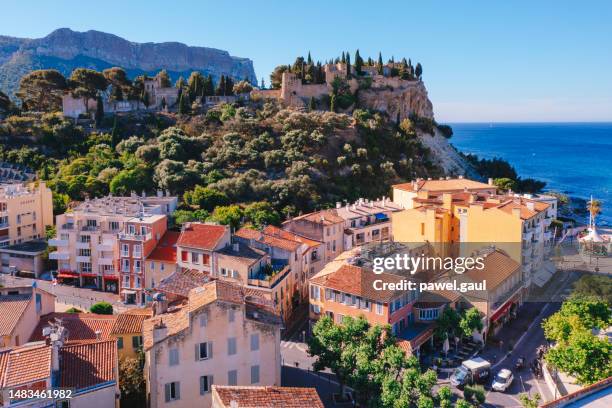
[81,273,98,278]
[491,301,514,323]
[121,289,137,295]
[375,213,389,220]
[58,273,78,279]
[103,276,119,280]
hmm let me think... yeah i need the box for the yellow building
[0,181,53,247]
[110,308,152,359]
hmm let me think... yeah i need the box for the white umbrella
[443,336,450,355]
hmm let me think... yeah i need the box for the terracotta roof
[212,385,324,408]
[463,250,521,290]
[235,227,262,240]
[2,344,52,387]
[143,280,279,350]
[287,209,344,226]
[310,264,405,302]
[263,226,321,249]
[147,231,180,263]
[0,294,32,336]
[216,244,267,266]
[495,197,549,220]
[178,223,228,250]
[111,309,152,335]
[414,290,462,308]
[156,268,211,298]
[393,178,494,193]
[60,340,117,390]
[30,313,116,344]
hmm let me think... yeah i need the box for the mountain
[0,28,257,98]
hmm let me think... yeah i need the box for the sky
[2,0,612,122]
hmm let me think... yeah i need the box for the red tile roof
[310,264,405,302]
[0,294,32,336]
[60,340,117,390]
[111,309,152,335]
[156,268,212,298]
[212,385,324,408]
[30,313,116,344]
[147,231,180,263]
[178,223,228,250]
[288,209,345,225]
[393,178,494,193]
[2,344,52,387]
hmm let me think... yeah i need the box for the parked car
[450,357,491,387]
[492,368,514,392]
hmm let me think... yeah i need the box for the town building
[155,268,212,304]
[282,210,345,264]
[62,71,180,118]
[118,214,168,305]
[145,230,180,289]
[0,182,53,248]
[49,193,177,292]
[0,241,48,278]
[211,385,324,408]
[176,223,231,274]
[143,280,282,408]
[30,312,117,344]
[110,308,152,360]
[0,285,55,347]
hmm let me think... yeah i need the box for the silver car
[492,369,514,392]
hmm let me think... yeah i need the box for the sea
[449,122,612,226]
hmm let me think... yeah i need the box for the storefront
[103,277,119,293]
[57,270,79,285]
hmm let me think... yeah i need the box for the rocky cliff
[0,28,256,97]
[357,79,434,121]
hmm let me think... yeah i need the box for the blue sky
[3,0,612,122]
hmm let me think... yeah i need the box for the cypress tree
[95,93,104,125]
[377,52,384,75]
[330,94,336,112]
[178,92,189,114]
[225,76,234,95]
[309,96,316,111]
[216,75,226,96]
[111,116,119,148]
[354,49,362,75]
[415,63,423,79]
[346,53,351,78]
[307,51,312,65]
[341,52,346,64]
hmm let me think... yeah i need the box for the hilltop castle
[252,62,434,121]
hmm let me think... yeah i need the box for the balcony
[118,232,152,241]
[49,238,69,247]
[522,230,533,241]
[248,264,291,289]
[76,255,91,263]
[101,268,117,276]
[120,251,130,258]
[132,251,143,259]
[76,241,90,249]
[60,223,74,231]
[0,222,8,229]
[49,251,70,260]
[543,217,553,227]
[97,242,114,251]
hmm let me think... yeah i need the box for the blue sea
[449,123,612,226]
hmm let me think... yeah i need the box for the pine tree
[341,52,346,64]
[178,92,189,114]
[307,51,312,65]
[111,116,119,148]
[161,97,167,111]
[309,96,316,111]
[377,52,384,75]
[225,76,234,96]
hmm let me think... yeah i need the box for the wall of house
[147,301,281,408]
[69,384,118,408]
[6,288,54,346]
[0,182,53,246]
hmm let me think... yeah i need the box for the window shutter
[164,383,170,402]
[199,376,205,395]
[175,382,180,400]
[195,343,200,361]
[207,341,213,358]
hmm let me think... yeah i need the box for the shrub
[90,301,113,315]
[65,307,82,314]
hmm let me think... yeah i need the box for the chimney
[427,177,432,181]
[488,178,494,186]
[95,330,102,340]
[446,176,451,180]
[153,320,168,343]
[526,201,535,211]
[336,202,341,209]
[230,401,239,408]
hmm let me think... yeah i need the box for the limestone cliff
[417,128,481,179]
[0,28,256,97]
[357,79,434,121]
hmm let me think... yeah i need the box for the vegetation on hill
[462,153,547,193]
[0,83,442,225]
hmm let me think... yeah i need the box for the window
[117,337,123,349]
[150,261,155,270]
[419,308,439,321]
[122,259,130,272]
[191,252,199,264]
[164,382,180,402]
[251,365,260,384]
[220,268,227,276]
[121,244,129,257]
[109,221,120,231]
[199,375,213,394]
[421,223,425,235]
[228,370,237,386]
[250,333,259,351]
[86,219,97,227]
[196,342,211,360]
[134,260,142,273]
[35,293,42,313]
[376,302,383,315]
[199,313,208,327]
[169,348,179,366]
[227,337,237,355]
[132,336,143,348]
[78,248,91,257]
[161,263,165,272]
[181,251,188,262]
[202,254,210,265]
[228,308,235,323]
[122,276,130,287]
[80,235,90,243]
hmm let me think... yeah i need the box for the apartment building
[145,231,180,289]
[283,209,344,263]
[309,263,418,335]
[0,182,53,247]
[215,242,296,322]
[391,177,556,287]
[0,286,55,347]
[177,223,230,274]
[119,214,168,305]
[143,280,282,408]
[211,385,324,408]
[49,194,176,292]
[110,308,152,359]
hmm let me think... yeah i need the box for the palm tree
[587,197,602,228]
